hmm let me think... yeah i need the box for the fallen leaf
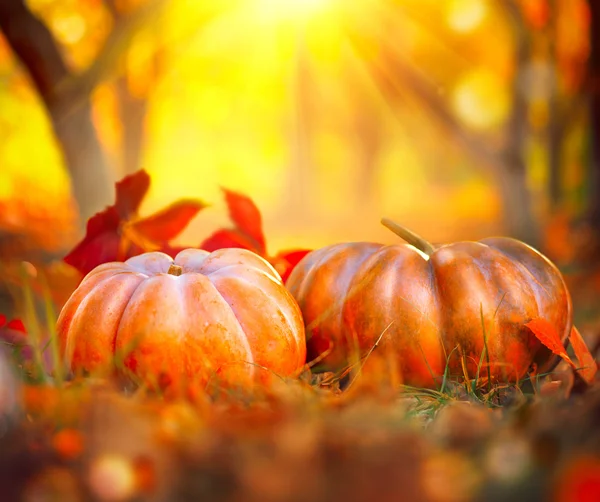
[568,327,598,384]
[525,318,576,368]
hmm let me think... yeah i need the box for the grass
[1,274,599,502]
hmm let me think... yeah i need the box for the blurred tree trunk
[0,0,114,225]
[502,0,538,243]
[0,0,165,227]
[104,0,157,176]
[51,103,114,224]
[588,0,600,230]
[546,0,563,210]
[106,0,148,176]
[115,76,148,175]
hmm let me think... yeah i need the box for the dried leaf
[525,318,576,368]
[129,199,206,242]
[223,188,266,254]
[568,326,598,384]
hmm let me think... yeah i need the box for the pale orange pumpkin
[57,248,306,392]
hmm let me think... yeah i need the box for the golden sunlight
[446,0,487,33]
[253,0,332,23]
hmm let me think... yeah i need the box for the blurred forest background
[0,0,598,288]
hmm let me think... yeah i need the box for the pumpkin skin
[57,248,306,392]
[286,220,572,388]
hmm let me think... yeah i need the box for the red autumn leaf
[6,318,26,333]
[64,171,151,274]
[223,188,266,254]
[569,326,598,384]
[64,170,202,275]
[0,314,27,349]
[115,170,150,218]
[200,228,260,253]
[525,318,576,368]
[129,199,206,242]
[198,190,313,280]
[63,207,128,276]
[272,249,311,282]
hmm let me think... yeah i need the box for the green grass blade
[40,273,64,387]
[20,263,47,383]
[440,346,458,394]
[481,304,492,392]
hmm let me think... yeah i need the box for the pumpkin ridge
[341,246,401,361]
[425,248,448,366]
[481,239,571,332]
[185,273,256,370]
[480,238,573,374]
[209,271,300,375]
[112,274,179,362]
[469,244,541,376]
[430,244,504,380]
[117,273,256,387]
[197,248,279,279]
[57,269,125,359]
[179,273,256,386]
[306,244,382,341]
[67,273,146,371]
[124,251,175,275]
[340,244,444,386]
[83,262,131,281]
[485,241,555,303]
[294,243,354,303]
[236,272,302,361]
[62,271,124,340]
[206,263,281,284]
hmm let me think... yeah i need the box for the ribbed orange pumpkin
[57,248,306,392]
[286,219,572,388]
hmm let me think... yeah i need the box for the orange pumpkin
[57,248,306,392]
[286,219,572,388]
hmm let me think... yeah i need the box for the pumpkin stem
[381,218,436,256]
[168,264,183,276]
